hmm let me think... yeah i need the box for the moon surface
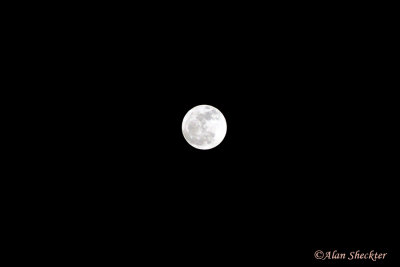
[182,105,227,150]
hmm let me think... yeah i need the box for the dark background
[124,5,395,265]
[135,10,394,265]
[20,2,396,265]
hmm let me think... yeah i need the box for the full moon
[182,105,227,150]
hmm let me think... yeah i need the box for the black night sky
[44,3,397,265]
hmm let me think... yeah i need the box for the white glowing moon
[182,105,227,150]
